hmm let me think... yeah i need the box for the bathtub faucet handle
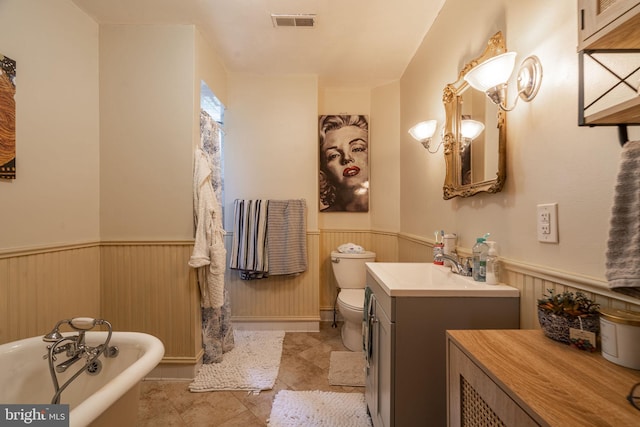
[105,345,119,358]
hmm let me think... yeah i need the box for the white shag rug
[328,351,366,387]
[268,390,372,427]
[189,330,285,392]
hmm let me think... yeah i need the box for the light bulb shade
[460,119,485,140]
[464,52,517,92]
[408,120,437,141]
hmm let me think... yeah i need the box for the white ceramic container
[600,307,640,370]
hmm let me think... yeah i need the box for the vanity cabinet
[447,329,640,427]
[364,265,520,427]
[365,293,392,427]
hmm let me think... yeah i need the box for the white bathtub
[0,331,164,427]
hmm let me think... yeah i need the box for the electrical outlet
[539,211,550,223]
[537,203,558,243]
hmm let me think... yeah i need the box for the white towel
[267,199,307,276]
[338,242,365,254]
[606,140,640,289]
[230,200,269,280]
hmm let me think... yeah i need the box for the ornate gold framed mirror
[442,31,507,199]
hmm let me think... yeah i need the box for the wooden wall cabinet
[577,0,640,126]
[578,0,640,50]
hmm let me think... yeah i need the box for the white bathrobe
[189,149,226,308]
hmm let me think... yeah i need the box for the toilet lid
[338,289,365,311]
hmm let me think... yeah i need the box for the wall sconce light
[408,120,440,152]
[460,119,485,146]
[464,52,542,111]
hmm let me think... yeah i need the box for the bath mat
[328,351,365,387]
[189,330,285,392]
[268,390,372,427]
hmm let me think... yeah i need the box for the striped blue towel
[230,199,269,280]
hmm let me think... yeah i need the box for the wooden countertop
[447,329,640,427]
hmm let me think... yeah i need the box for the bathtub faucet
[43,318,118,370]
[43,317,118,404]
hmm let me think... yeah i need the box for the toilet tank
[331,250,376,289]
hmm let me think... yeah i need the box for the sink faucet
[434,253,472,276]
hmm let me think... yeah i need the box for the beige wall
[99,24,196,241]
[0,0,100,250]
[195,29,228,110]
[224,72,319,231]
[400,0,640,286]
[371,82,401,233]
[0,0,101,344]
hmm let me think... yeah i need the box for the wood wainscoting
[225,229,398,329]
[225,232,321,330]
[0,243,101,345]
[100,241,201,361]
[4,233,637,370]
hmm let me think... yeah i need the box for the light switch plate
[537,203,558,243]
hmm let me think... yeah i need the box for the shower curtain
[190,110,234,364]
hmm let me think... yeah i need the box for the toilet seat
[338,289,365,311]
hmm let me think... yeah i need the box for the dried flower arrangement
[537,289,600,317]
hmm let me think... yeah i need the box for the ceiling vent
[271,14,316,28]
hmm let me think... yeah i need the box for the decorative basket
[537,308,599,345]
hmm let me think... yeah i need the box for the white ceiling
[71,0,445,88]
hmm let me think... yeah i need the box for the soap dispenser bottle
[472,235,489,282]
[485,241,499,285]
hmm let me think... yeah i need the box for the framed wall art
[318,114,369,212]
[0,53,16,180]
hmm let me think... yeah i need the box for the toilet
[331,250,376,351]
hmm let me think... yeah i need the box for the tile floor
[137,322,365,426]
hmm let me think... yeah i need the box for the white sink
[366,262,519,297]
